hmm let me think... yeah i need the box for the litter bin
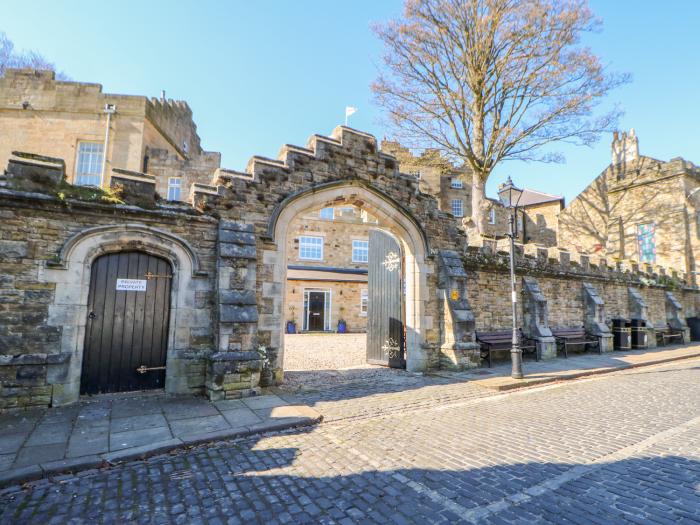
[630,318,647,349]
[687,317,700,341]
[612,318,631,350]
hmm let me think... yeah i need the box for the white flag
[345,106,358,118]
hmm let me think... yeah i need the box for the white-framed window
[75,141,104,186]
[409,170,421,179]
[450,178,463,189]
[360,289,368,316]
[488,208,496,224]
[319,207,335,220]
[167,177,182,201]
[451,199,464,218]
[352,240,369,263]
[299,236,323,261]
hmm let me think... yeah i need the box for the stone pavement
[0,393,320,487]
[1,357,698,524]
[438,342,700,391]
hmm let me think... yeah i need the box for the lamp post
[498,176,524,379]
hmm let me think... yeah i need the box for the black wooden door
[307,291,326,331]
[367,229,405,368]
[81,251,172,395]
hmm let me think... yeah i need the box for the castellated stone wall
[2,124,699,409]
[461,242,698,334]
[0,190,218,409]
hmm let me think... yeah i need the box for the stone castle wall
[0,189,218,409]
[1,124,699,409]
[465,252,696,333]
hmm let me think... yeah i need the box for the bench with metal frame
[654,324,685,346]
[475,330,538,368]
[551,327,600,358]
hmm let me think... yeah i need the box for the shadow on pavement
[1,426,697,525]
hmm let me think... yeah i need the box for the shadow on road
[1,423,697,525]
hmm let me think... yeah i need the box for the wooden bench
[475,330,538,368]
[551,327,600,358]
[655,324,685,346]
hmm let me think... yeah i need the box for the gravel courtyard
[283,333,369,371]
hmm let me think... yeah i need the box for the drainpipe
[101,103,117,188]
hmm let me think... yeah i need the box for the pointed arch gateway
[266,179,433,374]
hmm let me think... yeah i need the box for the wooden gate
[80,251,172,395]
[367,229,405,368]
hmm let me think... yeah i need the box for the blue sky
[3,1,699,202]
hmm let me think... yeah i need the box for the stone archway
[264,179,433,374]
[42,224,210,405]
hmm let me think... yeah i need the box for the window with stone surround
[360,288,368,316]
[352,240,369,263]
[451,199,464,218]
[319,207,335,220]
[488,208,496,224]
[299,236,323,260]
[167,177,182,201]
[75,141,104,186]
[450,178,463,189]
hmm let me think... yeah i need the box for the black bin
[612,318,631,350]
[630,319,647,349]
[687,317,700,341]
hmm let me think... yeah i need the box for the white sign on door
[116,279,147,291]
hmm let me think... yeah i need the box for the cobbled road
[1,358,699,524]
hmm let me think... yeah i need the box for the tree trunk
[471,172,488,233]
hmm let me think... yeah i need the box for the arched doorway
[267,180,431,377]
[80,251,173,394]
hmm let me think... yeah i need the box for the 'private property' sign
[116,279,147,291]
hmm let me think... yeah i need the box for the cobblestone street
[1,358,699,524]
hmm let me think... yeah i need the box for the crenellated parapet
[465,235,692,289]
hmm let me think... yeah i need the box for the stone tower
[611,128,639,166]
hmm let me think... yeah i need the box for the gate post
[437,250,480,370]
[521,277,556,360]
[582,282,613,352]
[206,220,262,400]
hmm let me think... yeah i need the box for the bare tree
[373,0,628,232]
[0,31,68,79]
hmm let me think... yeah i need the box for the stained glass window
[637,223,656,264]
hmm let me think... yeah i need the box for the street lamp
[498,176,524,379]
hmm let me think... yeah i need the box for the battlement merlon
[232,126,401,182]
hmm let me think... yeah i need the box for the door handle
[88,311,97,320]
